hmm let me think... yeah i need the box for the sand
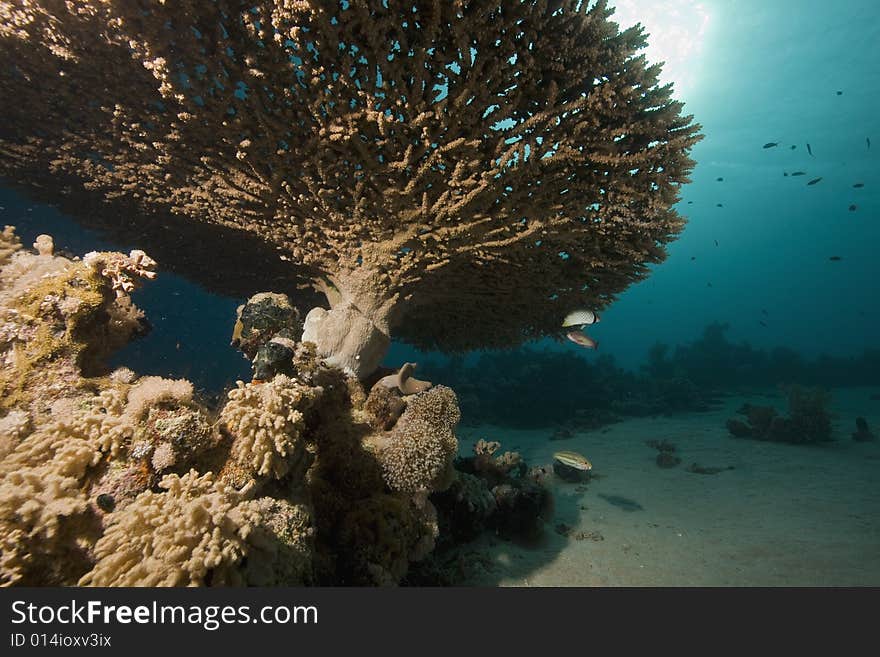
[455,387,880,586]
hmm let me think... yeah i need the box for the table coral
[0,1,701,377]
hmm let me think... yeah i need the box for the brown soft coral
[219,375,320,480]
[372,386,460,495]
[336,494,434,586]
[0,422,103,585]
[79,470,257,587]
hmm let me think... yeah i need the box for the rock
[656,452,681,468]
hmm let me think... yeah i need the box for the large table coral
[0,0,701,376]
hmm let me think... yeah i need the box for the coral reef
[422,348,715,428]
[80,471,256,587]
[0,228,487,587]
[453,441,552,541]
[726,387,834,444]
[0,1,701,376]
[646,323,880,389]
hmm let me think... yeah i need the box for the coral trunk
[302,269,398,378]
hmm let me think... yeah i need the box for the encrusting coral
[0,1,701,377]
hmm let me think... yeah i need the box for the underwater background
[1,0,878,585]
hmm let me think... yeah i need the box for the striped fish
[553,450,592,471]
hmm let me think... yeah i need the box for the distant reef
[643,322,880,390]
[0,226,550,586]
[422,322,880,429]
[726,387,834,445]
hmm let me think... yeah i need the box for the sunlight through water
[610,0,712,99]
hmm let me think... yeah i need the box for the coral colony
[0,1,701,586]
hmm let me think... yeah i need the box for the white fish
[562,309,600,328]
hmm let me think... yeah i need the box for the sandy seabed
[456,387,880,586]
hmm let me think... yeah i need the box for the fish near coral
[562,309,600,328]
[553,450,592,483]
[553,451,592,471]
[807,177,822,186]
[763,142,778,149]
[566,329,598,350]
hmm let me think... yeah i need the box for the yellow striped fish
[553,451,592,471]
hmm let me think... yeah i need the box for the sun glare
[609,0,711,99]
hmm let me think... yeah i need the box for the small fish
[763,142,778,149]
[687,200,694,204]
[554,451,592,471]
[849,204,857,211]
[853,183,864,188]
[761,308,768,315]
[690,256,696,261]
[868,137,871,150]
[716,203,723,208]
[807,143,813,156]
[807,177,822,185]
[790,145,797,150]
[836,90,843,96]
[716,177,724,182]
[566,329,598,350]
[562,309,599,328]
[829,256,842,261]
[783,172,789,177]
[714,240,719,247]
[790,171,806,176]
[707,282,713,287]
[759,320,767,327]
